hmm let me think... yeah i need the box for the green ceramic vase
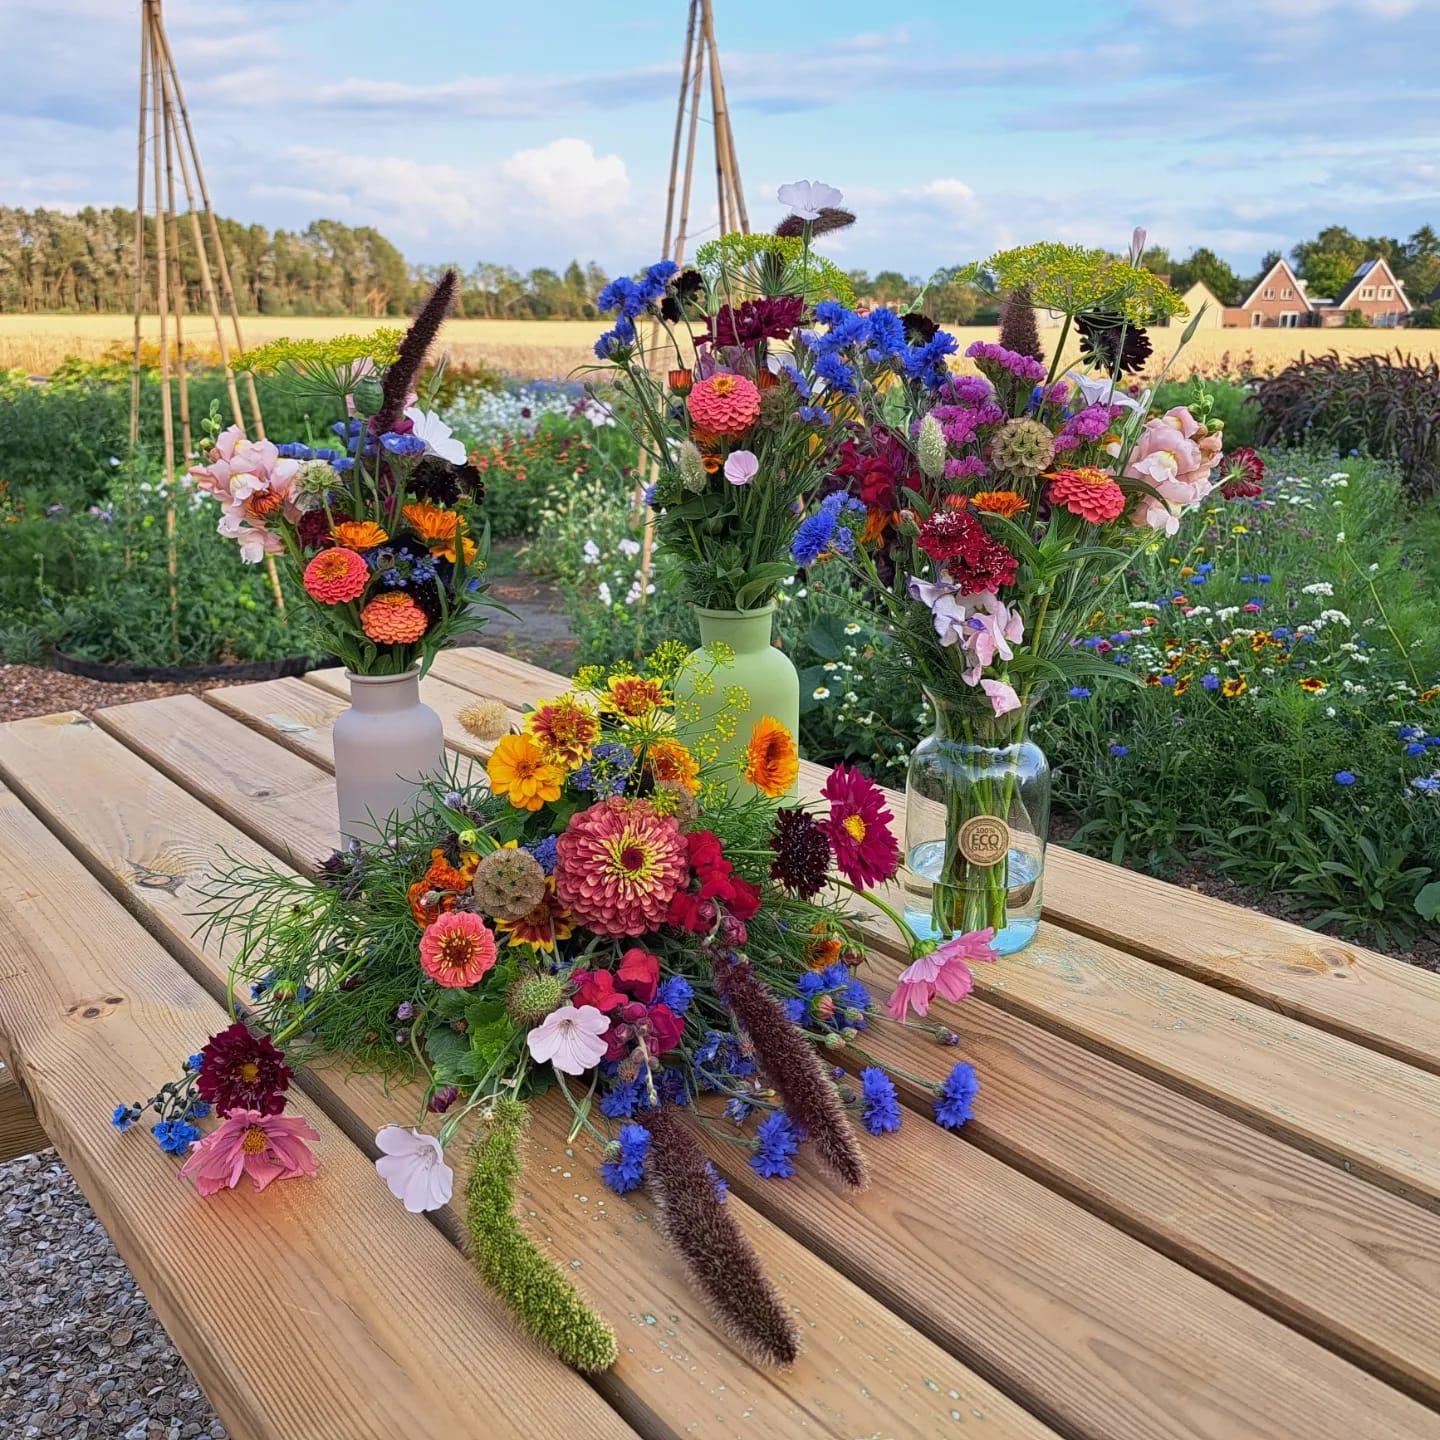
[683,605,800,795]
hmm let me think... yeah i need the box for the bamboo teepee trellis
[637,0,749,596]
[129,0,285,629]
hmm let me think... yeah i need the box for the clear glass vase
[900,689,1050,955]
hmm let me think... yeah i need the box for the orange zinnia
[743,716,798,797]
[331,519,389,549]
[646,737,700,794]
[970,490,1028,519]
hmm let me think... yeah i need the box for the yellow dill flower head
[234,330,404,374]
[987,242,1186,323]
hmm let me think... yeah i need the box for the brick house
[1221,255,1411,328]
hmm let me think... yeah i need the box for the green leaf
[1416,881,1440,922]
[735,562,795,610]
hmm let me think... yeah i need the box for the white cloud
[501,138,629,222]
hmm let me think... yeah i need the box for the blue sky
[4,0,1437,278]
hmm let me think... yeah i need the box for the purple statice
[1052,402,1120,454]
[965,340,1047,382]
[600,1123,651,1194]
[940,374,994,407]
[944,455,989,483]
[932,402,1006,448]
[574,742,636,797]
[525,834,559,875]
[859,1067,902,1135]
[934,1062,980,1130]
[750,1112,801,1179]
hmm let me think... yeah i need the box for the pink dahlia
[687,372,761,438]
[554,797,688,936]
[822,764,900,889]
[179,1108,319,1197]
[1047,466,1127,525]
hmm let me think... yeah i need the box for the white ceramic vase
[332,668,446,844]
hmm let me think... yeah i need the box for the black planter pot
[52,650,340,685]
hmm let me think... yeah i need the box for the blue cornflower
[1334,771,1357,786]
[250,970,277,1000]
[111,1104,136,1131]
[275,441,313,460]
[772,355,812,400]
[1082,636,1104,649]
[1160,675,1176,688]
[1412,777,1440,795]
[657,975,693,1015]
[658,1069,690,1107]
[1202,674,1221,692]
[574,743,636,797]
[380,432,425,456]
[525,834,559,875]
[600,1076,645,1119]
[783,996,807,1025]
[1407,742,1427,757]
[839,977,871,1018]
[1190,574,1208,585]
[1068,686,1092,699]
[153,1120,201,1156]
[1240,574,1254,583]
[813,350,858,395]
[1399,726,1421,741]
[859,1068,901,1135]
[184,1053,204,1073]
[797,971,828,998]
[796,405,833,426]
[865,307,907,360]
[705,1161,729,1202]
[600,1123,651,1194]
[1109,743,1130,757]
[597,275,640,315]
[1258,573,1272,584]
[934,1062,980,1130]
[751,1112,801,1179]
[724,1096,754,1124]
[903,330,960,388]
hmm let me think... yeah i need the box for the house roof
[1331,256,1412,310]
[1240,258,1311,310]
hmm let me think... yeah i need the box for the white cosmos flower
[374,1126,454,1213]
[777,180,843,220]
[403,406,467,465]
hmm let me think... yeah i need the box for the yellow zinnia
[486,733,564,812]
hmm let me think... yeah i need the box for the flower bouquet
[188,272,496,839]
[791,234,1254,950]
[112,649,987,1373]
[586,182,882,766]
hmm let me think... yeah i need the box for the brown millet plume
[375,268,457,432]
[641,1106,800,1367]
[712,953,868,1190]
[774,206,857,240]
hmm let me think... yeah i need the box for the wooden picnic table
[2,643,1439,1440]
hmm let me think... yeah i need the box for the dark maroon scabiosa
[1221,446,1266,499]
[774,206,856,239]
[769,809,832,899]
[195,1021,293,1117]
[297,507,348,552]
[408,456,461,507]
[375,269,458,432]
[901,311,941,345]
[703,296,805,348]
[641,1106,800,1367]
[1076,310,1152,375]
[711,954,868,1190]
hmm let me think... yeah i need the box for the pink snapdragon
[1120,407,1221,536]
[178,1108,319,1197]
[188,425,303,563]
[886,928,996,1022]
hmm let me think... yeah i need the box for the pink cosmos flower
[886,928,995,1021]
[723,449,759,485]
[374,1126,454,1213]
[178,1108,319,1197]
[526,1004,610,1076]
[188,424,303,563]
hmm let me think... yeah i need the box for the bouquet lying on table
[111,647,988,1372]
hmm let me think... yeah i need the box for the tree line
[4,205,1438,323]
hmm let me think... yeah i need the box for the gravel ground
[0,666,244,725]
[1,1151,226,1440]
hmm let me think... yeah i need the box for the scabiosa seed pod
[917,413,947,481]
[712,954,868,1190]
[472,847,547,920]
[989,417,1055,477]
[641,1106,800,1367]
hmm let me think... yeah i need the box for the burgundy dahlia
[195,1021,293,1117]
[769,809,832,899]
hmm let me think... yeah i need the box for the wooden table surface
[2,644,1439,1440]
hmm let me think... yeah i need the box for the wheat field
[2,312,1436,381]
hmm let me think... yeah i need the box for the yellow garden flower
[331,520,389,549]
[1299,677,1328,694]
[402,501,476,565]
[524,695,600,769]
[487,734,565,812]
[1221,677,1248,699]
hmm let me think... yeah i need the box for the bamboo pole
[128,15,150,456]
[157,28,191,463]
[673,18,706,266]
[661,0,699,261]
[701,13,731,236]
[703,0,749,234]
[148,3,180,655]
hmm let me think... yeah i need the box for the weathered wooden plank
[0,712,1055,1440]
[432,644,568,704]
[0,1061,49,1161]
[0,781,636,1440]
[27,704,1440,1440]
[203,676,348,770]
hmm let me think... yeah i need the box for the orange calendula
[970,490,1028,519]
[331,519,389,549]
[743,716,799,797]
[487,733,565,812]
[402,501,477,565]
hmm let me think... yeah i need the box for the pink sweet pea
[980,678,1021,716]
[960,592,1024,686]
[179,1108,319,1197]
[886,928,995,1022]
[723,450,759,485]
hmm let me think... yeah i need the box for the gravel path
[1,1150,226,1440]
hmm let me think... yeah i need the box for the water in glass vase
[901,690,1050,956]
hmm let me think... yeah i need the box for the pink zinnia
[179,1109,319,1197]
[687,372,761,438]
[821,764,900,889]
[886,928,995,1021]
[554,797,688,936]
[303,547,370,604]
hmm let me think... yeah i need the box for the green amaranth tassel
[464,1097,618,1373]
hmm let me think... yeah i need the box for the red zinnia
[1047,466,1127,525]
[195,1021,294,1117]
[916,508,1019,595]
[1221,447,1265,499]
[822,765,901,889]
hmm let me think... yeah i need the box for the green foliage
[1252,351,1440,499]
[464,1098,618,1374]
[1151,376,1258,448]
